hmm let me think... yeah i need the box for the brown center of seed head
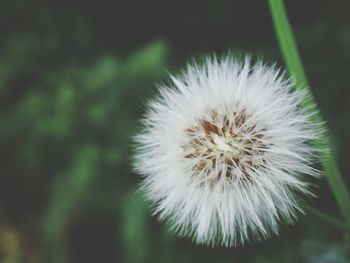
[182,109,267,182]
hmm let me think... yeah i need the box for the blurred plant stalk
[268,0,350,227]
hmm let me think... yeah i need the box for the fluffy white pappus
[133,55,321,247]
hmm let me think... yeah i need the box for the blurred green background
[1,0,350,262]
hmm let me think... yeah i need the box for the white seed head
[133,56,321,247]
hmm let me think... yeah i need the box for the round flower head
[134,56,320,247]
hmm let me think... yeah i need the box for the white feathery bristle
[133,55,321,247]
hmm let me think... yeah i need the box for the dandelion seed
[133,56,321,247]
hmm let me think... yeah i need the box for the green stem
[268,0,350,224]
[304,204,350,232]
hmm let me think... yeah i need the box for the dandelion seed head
[182,108,268,185]
[134,55,321,247]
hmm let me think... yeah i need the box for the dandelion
[134,56,321,247]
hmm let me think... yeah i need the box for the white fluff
[133,56,321,247]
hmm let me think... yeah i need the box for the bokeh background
[1,0,350,262]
